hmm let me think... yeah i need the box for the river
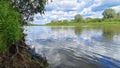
[24,25,120,68]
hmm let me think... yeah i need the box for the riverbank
[45,21,120,26]
[0,39,48,68]
[0,1,49,68]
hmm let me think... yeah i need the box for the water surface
[24,25,120,68]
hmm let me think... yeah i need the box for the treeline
[46,8,120,25]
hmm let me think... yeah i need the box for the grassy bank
[0,0,22,54]
[0,1,48,68]
[45,21,120,26]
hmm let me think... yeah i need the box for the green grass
[0,34,8,54]
[0,1,22,54]
[45,21,120,26]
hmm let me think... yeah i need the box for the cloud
[92,0,120,12]
[112,5,120,12]
[33,0,120,24]
[46,0,86,11]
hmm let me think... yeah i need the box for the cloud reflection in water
[25,26,120,68]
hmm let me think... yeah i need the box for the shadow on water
[24,25,120,68]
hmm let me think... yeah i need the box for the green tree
[117,12,120,18]
[74,14,83,22]
[85,17,92,23]
[62,20,68,23]
[92,18,102,22]
[86,17,92,20]
[8,0,51,24]
[102,8,116,19]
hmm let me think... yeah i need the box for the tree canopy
[117,12,120,18]
[102,8,116,19]
[10,0,47,14]
[74,14,83,22]
[7,0,51,23]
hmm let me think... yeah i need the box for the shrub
[0,1,22,53]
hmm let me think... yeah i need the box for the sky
[33,0,120,24]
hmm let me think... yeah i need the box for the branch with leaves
[9,0,52,24]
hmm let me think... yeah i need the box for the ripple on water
[25,26,120,68]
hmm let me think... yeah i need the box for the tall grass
[0,1,22,54]
[45,21,120,26]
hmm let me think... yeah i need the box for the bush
[0,1,22,53]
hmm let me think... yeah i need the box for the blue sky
[33,0,120,24]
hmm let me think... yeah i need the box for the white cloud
[46,0,86,11]
[33,0,120,24]
[112,6,120,12]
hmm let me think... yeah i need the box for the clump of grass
[0,0,22,54]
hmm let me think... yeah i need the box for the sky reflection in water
[24,26,120,68]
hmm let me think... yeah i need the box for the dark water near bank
[24,25,120,68]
